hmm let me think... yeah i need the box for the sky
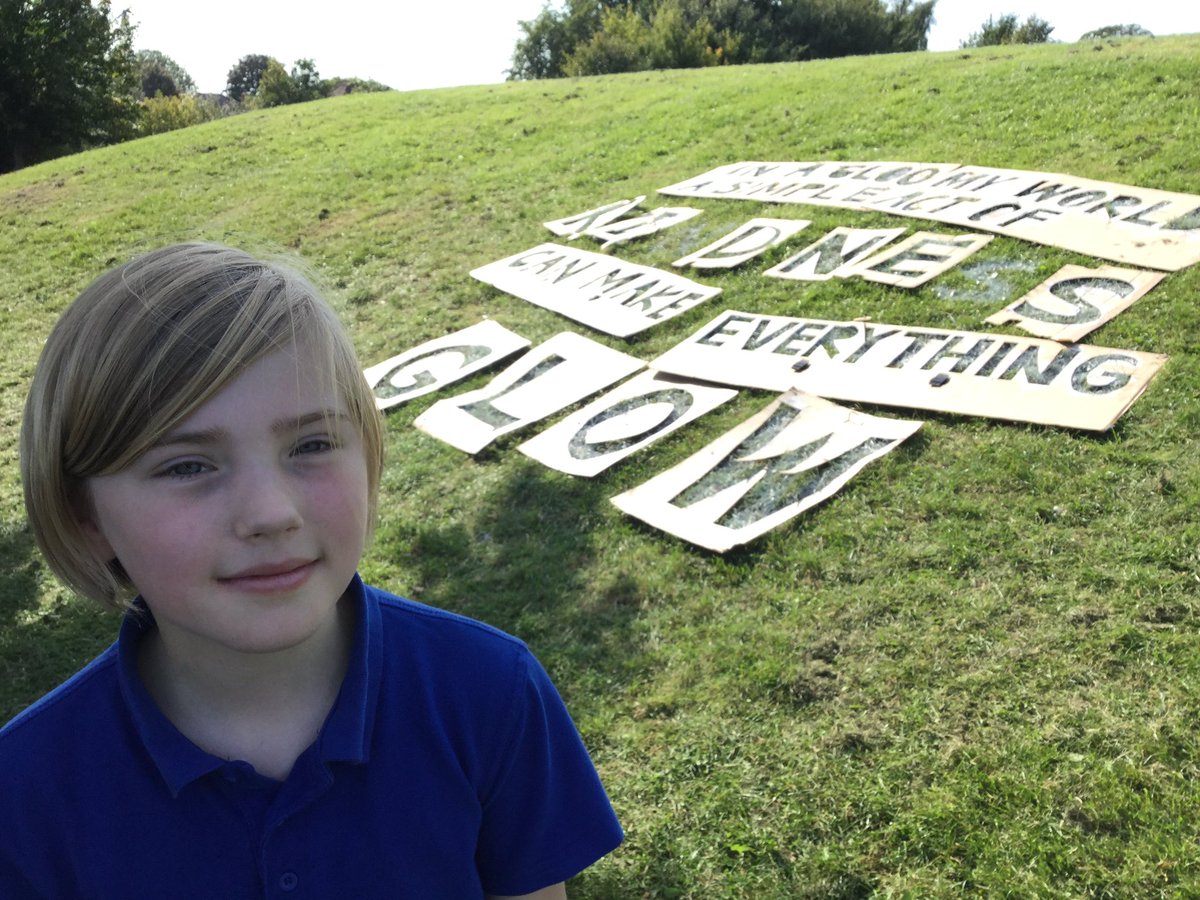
[124,0,1200,95]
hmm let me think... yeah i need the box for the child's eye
[160,460,209,479]
[293,437,334,456]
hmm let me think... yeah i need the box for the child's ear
[72,488,115,562]
[78,517,116,562]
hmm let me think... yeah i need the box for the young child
[1,243,622,899]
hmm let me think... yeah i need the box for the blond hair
[20,243,384,610]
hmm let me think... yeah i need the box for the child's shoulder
[0,643,121,749]
[359,581,552,722]
[0,643,126,814]
[366,581,531,658]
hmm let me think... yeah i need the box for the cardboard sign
[985,265,1165,342]
[519,371,738,477]
[414,332,644,454]
[660,161,1200,271]
[853,231,993,288]
[545,196,645,239]
[651,310,1167,431]
[611,390,921,552]
[364,320,530,411]
[586,207,703,248]
[764,226,906,281]
[673,218,811,269]
[470,242,722,338]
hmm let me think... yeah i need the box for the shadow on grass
[0,520,41,624]
[392,457,652,700]
[0,520,116,724]
[386,456,692,893]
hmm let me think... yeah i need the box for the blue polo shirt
[0,576,623,898]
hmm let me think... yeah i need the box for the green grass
[4,35,1200,897]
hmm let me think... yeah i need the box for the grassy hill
[3,35,1200,896]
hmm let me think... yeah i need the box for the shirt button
[279,872,299,892]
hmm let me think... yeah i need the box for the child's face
[81,341,370,657]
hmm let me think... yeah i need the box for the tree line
[959,16,1150,48]
[1,0,388,174]
[1,0,1155,174]
[508,0,937,79]
[507,0,1154,79]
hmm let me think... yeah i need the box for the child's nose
[233,466,303,539]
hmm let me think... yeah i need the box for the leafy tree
[1005,13,1053,43]
[564,0,727,76]
[139,93,222,135]
[324,76,392,94]
[961,13,1054,48]
[136,49,195,98]
[289,58,323,101]
[510,0,935,80]
[253,58,325,108]
[883,0,936,52]
[140,64,177,99]
[254,58,297,107]
[746,0,935,61]
[1080,23,1151,40]
[0,0,140,173]
[226,53,271,101]
[228,55,326,107]
[509,2,608,80]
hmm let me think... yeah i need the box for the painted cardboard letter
[519,371,738,477]
[673,218,811,270]
[414,332,644,454]
[364,320,530,411]
[545,197,646,239]
[853,231,993,288]
[763,227,906,281]
[660,161,1200,271]
[651,310,1167,430]
[985,265,1164,342]
[587,207,704,248]
[471,243,722,338]
[611,390,921,552]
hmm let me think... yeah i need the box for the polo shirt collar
[314,574,381,765]
[116,574,382,798]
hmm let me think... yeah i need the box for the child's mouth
[220,559,317,592]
